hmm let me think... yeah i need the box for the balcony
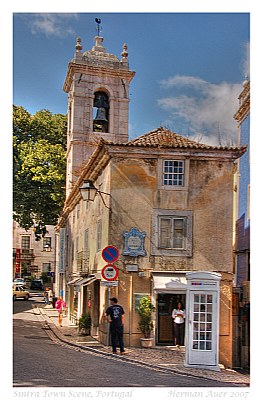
[76,251,89,274]
[21,249,35,260]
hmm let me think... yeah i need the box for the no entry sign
[101,264,119,281]
[102,246,119,263]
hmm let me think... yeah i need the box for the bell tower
[63,33,135,196]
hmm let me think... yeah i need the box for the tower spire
[95,18,102,36]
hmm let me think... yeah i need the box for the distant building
[13,220,56,282]
[56,33,246,368]
[233,78,250,370]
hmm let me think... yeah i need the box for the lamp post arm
[98,191,110,209]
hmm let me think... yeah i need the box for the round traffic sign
[101,264,119,281]
[102,246,119,263]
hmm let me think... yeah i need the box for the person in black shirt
[105,297,125,354]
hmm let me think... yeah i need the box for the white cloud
[158,75,243,146]
[240,41,250,78]
[27,14,78,38]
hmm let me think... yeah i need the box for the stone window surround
[151,209,193,257]
[158,158,189,191]
[90,86,114,134]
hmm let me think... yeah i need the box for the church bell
[94,107,108,123]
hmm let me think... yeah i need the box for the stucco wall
[105,154,234,365]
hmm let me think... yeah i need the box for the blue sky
[13,12,249,145]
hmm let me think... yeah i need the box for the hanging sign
[102,246,119,263]
[101,264,119,281]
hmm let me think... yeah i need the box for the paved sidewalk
[35,304,249,386]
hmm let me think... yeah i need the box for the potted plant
[78,312,92,336]
[137,296,155,348]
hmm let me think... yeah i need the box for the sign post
[102,246,119,346]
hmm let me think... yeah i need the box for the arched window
[93,91,109,132]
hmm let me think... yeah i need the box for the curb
[35,306,249,386]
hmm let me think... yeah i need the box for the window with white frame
[163,160,184,186]
[151,209,193,257]
[42,263,51,273]
[83,229,90,271]
[21,236,30,250]
[43,237,51,251]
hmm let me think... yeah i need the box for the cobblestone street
[37,304,250,386]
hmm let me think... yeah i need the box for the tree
[13,105,67,231]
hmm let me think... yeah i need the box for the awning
[74,276,97,287]
[151,272,187,293]
[67,277,82,285]
[73,273,101,287]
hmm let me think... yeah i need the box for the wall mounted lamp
[79,180,110,208]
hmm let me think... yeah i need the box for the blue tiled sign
[123,227,146,257]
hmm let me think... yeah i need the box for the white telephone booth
[185,271,221,371]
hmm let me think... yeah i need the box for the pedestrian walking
[55,297,66,327]
[172,301,185,347]
[48,288,53,305]
[43,288,49,304]
[105,297,125,355]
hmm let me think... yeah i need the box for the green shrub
[137,297,155,338]
[78,313,92,335]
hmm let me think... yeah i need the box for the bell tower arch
[63,34,135,196]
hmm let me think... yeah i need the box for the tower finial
[95,18,102,36]
[121,43,128,60]
[75,37,82,52]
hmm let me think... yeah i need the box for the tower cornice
[63,61,136,93]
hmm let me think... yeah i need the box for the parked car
[30,280,44,290]
[13,278,26,285]
[13,285,30,300]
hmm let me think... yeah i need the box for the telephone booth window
[192,294,213,351]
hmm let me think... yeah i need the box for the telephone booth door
[185,271,221,371]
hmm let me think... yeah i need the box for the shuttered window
[159,217,187,249]
[97,220,102,252]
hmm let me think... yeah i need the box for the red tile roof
[124,127,239,150]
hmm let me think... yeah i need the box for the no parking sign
[102,246,119,263]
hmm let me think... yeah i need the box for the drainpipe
[129,274,133,346]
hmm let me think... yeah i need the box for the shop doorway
[157,293,186,345]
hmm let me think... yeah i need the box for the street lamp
[79,180,97,201]
[79,180,110,208]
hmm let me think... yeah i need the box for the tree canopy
[13,105,67,231]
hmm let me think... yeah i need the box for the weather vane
[95,18,102,36]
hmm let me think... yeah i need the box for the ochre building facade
[57,34,246,368]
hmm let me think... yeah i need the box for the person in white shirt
[172,302,185,347]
